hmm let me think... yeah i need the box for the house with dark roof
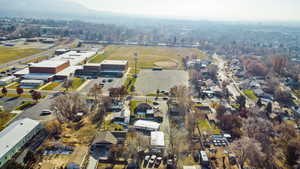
[134,103,154,116]
[90,131,118,160]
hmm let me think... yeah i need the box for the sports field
[0,46,43,64]
[89,45,206,69]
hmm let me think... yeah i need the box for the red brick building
[29,60,70,74]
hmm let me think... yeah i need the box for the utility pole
[134,52,138,78]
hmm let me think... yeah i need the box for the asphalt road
[0,39,78,70]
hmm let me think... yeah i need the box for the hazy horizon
[69,0,300,22]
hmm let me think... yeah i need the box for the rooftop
[101,60,128,65]
[134,120,160,130]
[151,131,165,147]
[30,60,68,68]
[0,118,40,159]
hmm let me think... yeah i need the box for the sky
[70,0,300,21]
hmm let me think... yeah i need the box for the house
[135,103,154,116]
[90,131,118,160]
[0,118,42,168]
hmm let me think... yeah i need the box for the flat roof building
[0,76,16,86]
[133,120,160,131]
[150,131,165,148]
[0,118,42,168]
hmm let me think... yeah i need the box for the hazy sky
[70,0,300,21]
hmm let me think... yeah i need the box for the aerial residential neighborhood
[0,1,300,169]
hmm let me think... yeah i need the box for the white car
[149,155,156,164]
[144,155,150,161]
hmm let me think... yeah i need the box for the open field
[0,46,43,64]
[135,69,188,95]
[89,45,206,69]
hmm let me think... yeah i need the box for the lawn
[0,46,43,64]
[15,101,35,110]
[40,82,61,90]
[198,120,221,135]
[89,45,206,69]
[0,112,16,131]
[243,90,258,101]
[6,82,19,89]
[61,78,86,91]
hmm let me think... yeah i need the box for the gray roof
[0,118,41,159]
[30,60,68,68]
[92,131,118,145]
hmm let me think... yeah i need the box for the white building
[150,131,165,148]
[0,76,16,86]
[133,120,160,131]
[0,118,42,168]
[20,79,44,88]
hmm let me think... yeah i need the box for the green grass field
[89,45,206,69]
[243,90,258,101]
[61,78,86,91]
[0,46,43,64]
[40,82,61,90]
[198,119,221,134]
[0,112,16,131]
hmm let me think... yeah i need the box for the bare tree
[63,79,73,91]
[1,87,7,96]
[51,93,88,123]
[165,123,189,156]
[229,137,265,169]
[45,120,62,137]
[88,83,103,102]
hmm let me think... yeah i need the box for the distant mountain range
[0,0,142,24]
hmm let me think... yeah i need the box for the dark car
[108,79,113,82]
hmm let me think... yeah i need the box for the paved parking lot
[79,77,126,95]
[135,69,188,95]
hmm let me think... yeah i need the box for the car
[149,155,156,164]
[155,157,162,166]
[167,159,173,165]
[153,102,159,106]
[102,79,106,83]
[40,109,53,116]
[108,79,113,82]
[163,97,168,101]
[144,155,150,161]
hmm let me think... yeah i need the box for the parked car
[149,155,156,164]
[102,79,106,83]
[40,109,53,116]
[155,157,162,166]
[108,79,113,82]
[153,102,159,106]
[144,155,150,161]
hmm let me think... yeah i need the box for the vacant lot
[89,45,206,69]
[135,69,188,95]
[0,46,43,64]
